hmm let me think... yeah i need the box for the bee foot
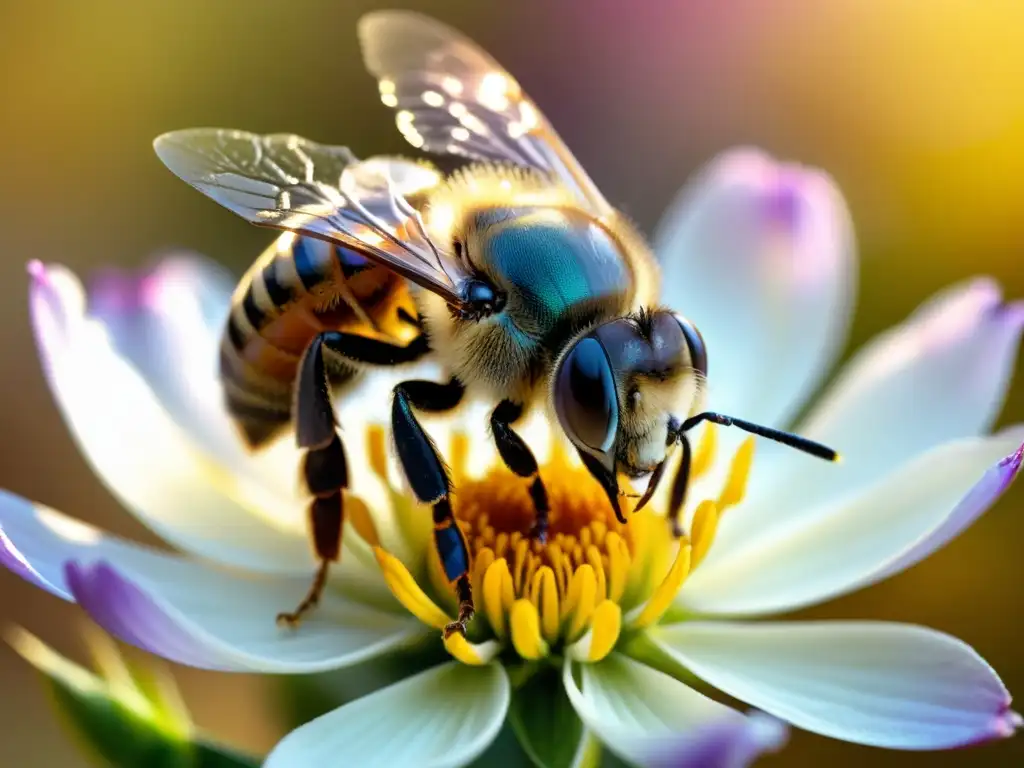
[443,620,467,639]
[527,521,548,544]
[276,597,320,630]
[670,520,686,539]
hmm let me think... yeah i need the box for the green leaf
[35,653,193,768]
[508,665,586,768]
[193,741,261,768]
[9,627,261,768]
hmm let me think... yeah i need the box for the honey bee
[154,11,837,638]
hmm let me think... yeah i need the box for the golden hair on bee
[424,163,577,239]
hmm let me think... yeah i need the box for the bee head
[552,309,707,521]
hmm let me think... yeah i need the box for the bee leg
[577,450,627,525]
[490,400,550,543]
[320,329,430,366]
[667,434,693,538]
[390,378,473,638]
[278,334,350,628]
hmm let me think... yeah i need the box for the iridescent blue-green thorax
[474,207,633,350]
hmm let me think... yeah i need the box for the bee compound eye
[555,336,619,455]
[674,313,707,377]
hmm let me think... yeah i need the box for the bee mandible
[153,11,838,639]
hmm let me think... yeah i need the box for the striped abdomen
[220,233,416,448]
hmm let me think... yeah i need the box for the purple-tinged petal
[0,491,422,673]
[873,441,1024,582]
[653,621,1020,750]
[683,429,1024,616]
[81,252,316,508]
[64,560,220,670]
[738,278,1024,534]
[654,147,856,428]
[26,261,323,575]
[84,253,239,460]
[639,711,788,768]
[0,525,54,595]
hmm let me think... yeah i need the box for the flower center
[455,453,635,610]
[363,423,755,666]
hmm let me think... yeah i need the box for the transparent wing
[358,11,614,217]
[153,128,470,306]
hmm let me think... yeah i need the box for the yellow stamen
[443,634,501,666]
[347,496,380,548]
[471,547,495,594]
[366,425,390,481]
[373,547,451,630]
[604,532,630,603]
[510,599,548,660]
[360,427,756,666]
[449,431,470,480]
[629,541,692,630]
[717,437,755,512]
[690,500,719,567]
[529,566,560,644]
[568,600,621,662]
[586,546,607,601]
[691,423,718,479]
[482,559,513,638]
[566,564,598,640]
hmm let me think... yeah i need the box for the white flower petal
[654,147,855,426]
[682,430,1024,616]
[653,621,1021,749]
[84,253,332,508]
[29,261,314,573]
[744,278,1024,523]
[86,253,242,461]
[0,491,421,672]
[561,653,782,768]
[264,662,510,768]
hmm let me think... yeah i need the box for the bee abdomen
[218,235,383,449]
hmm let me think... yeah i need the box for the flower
[3,146,1022,767]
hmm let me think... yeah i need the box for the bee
[154,11,838,638]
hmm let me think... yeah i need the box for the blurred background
[1,0,1022,765]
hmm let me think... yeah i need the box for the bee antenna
[680,412,839,463]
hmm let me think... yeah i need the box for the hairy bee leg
[667,434,693,538]
[319,329,430,366]
[577,450,626,525]
[490,400,551,543]
[390,378,473,638]
[279,334,351,628]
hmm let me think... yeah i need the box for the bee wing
[359,11,614,217]
[153,128,471,307]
